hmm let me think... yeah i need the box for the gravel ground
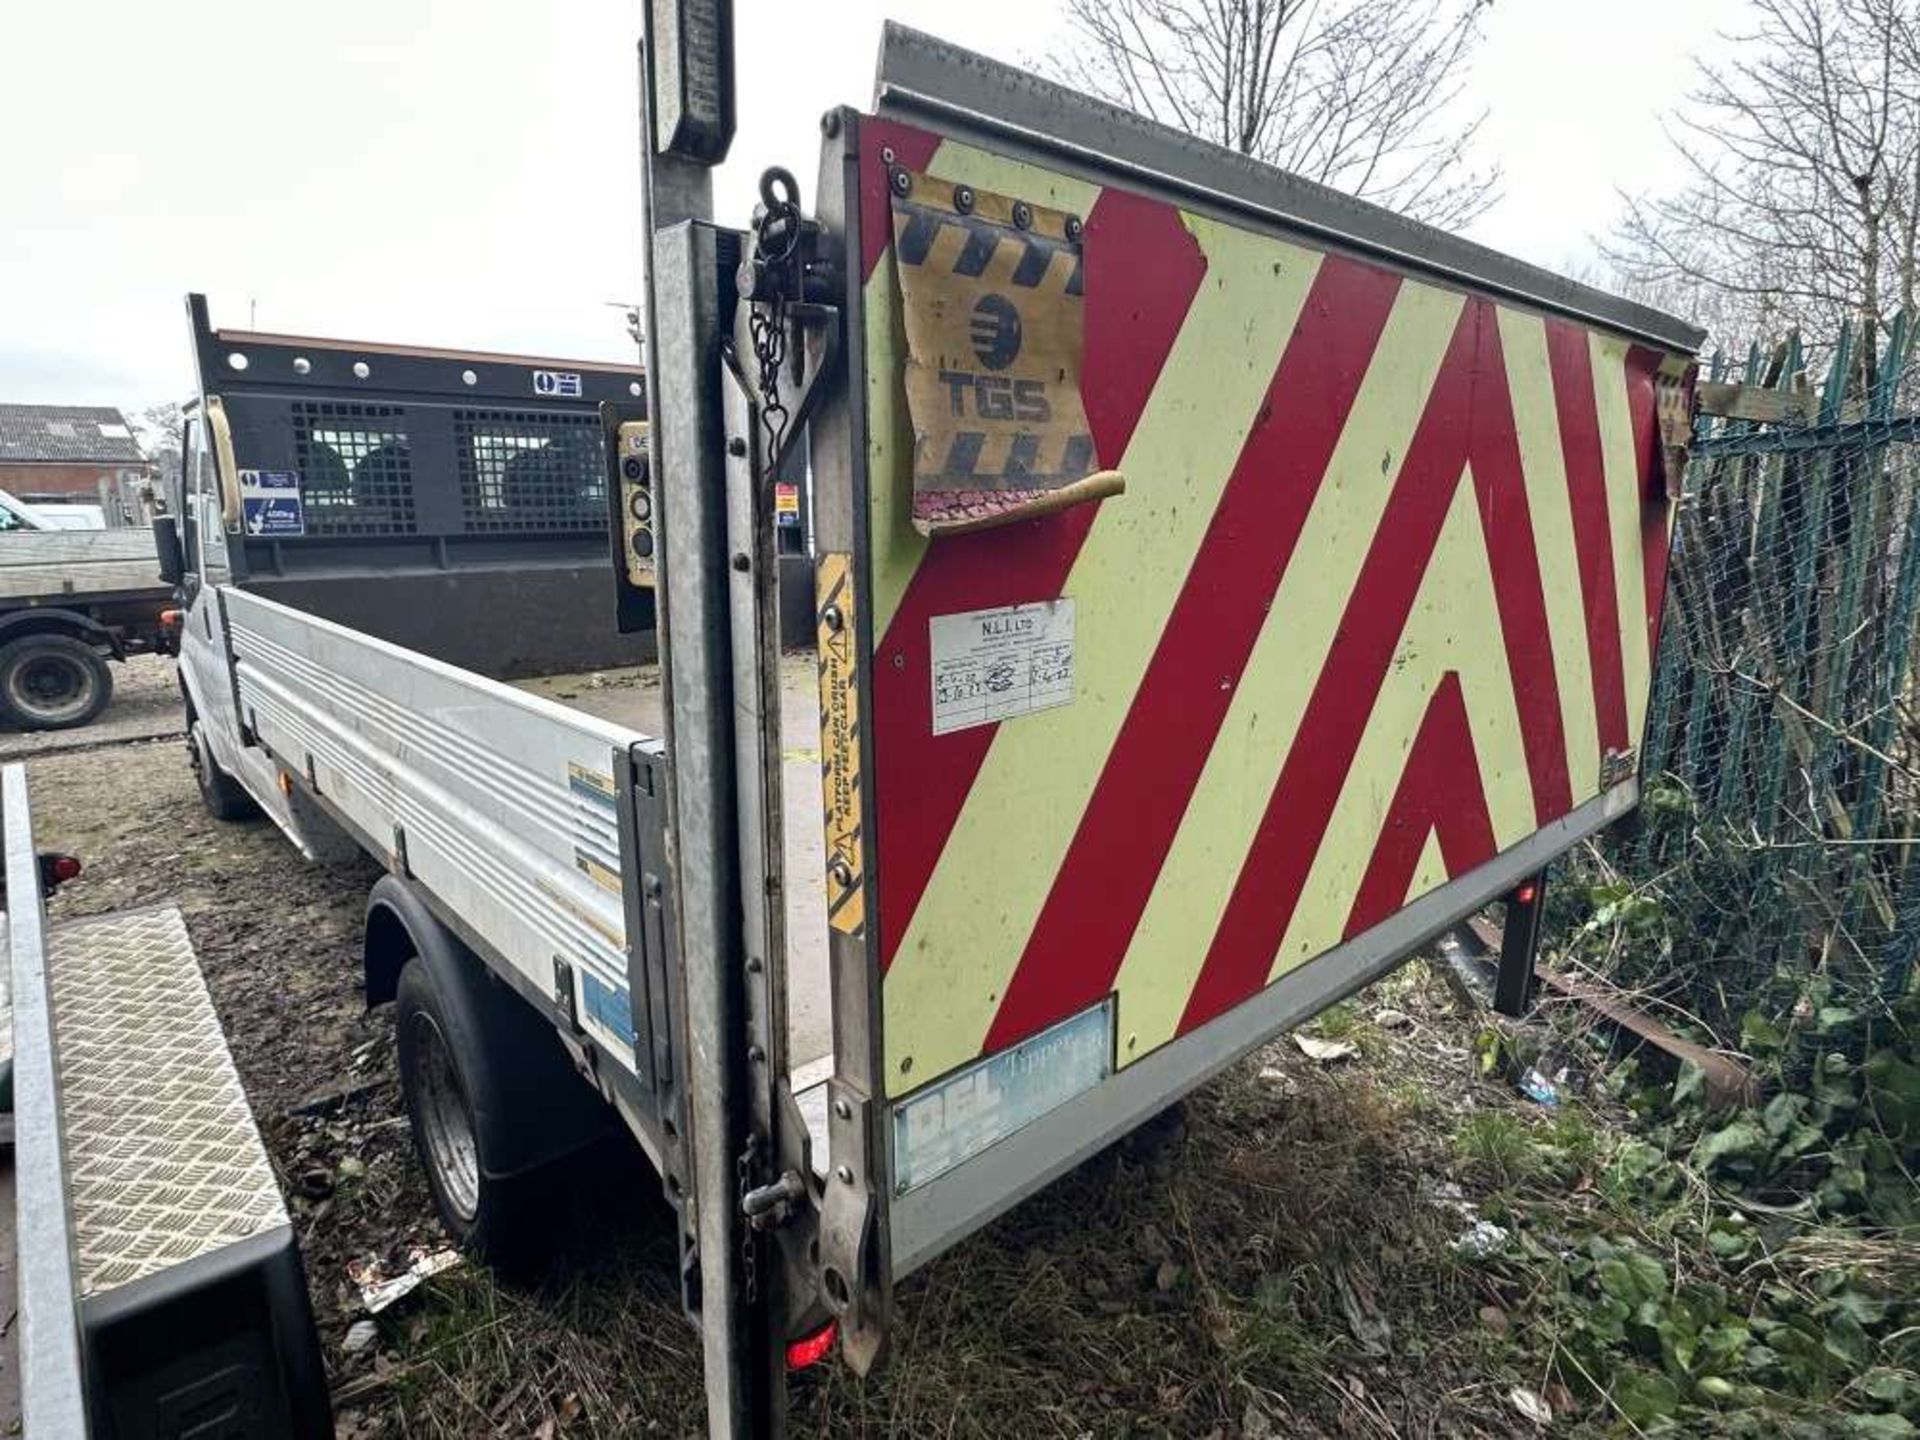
[0,652,184,761]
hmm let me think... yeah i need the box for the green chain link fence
[1567,312,1920,1051]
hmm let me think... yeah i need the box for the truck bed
[220,588,836,1169]
[513,656,831,1076]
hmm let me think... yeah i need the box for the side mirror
[153,515,185,586]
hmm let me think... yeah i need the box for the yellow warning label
[890,170,1122,536]
[818,553,866,935]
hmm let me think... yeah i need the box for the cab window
[184,415,230,583]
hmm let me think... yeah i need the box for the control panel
[617,420,655,588]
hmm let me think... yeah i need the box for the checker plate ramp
[48,904,288,1297]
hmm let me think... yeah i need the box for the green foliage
[1455,1071,1917,1435]
[1678,998,1920,1228]
[1550,829,1920,1235]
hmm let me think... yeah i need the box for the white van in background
[0,490,107,531]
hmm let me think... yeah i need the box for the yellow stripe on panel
[866,141,1104,638]
[882,216,1323,1090]
[1498,309,1600,802]
[1267,471,1529,982]
[1111,281,1466,1063]
[1407,828,1448,906]
[1589,333,1653,746]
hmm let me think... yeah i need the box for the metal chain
[737,1134,761,1304]
[747,176,803,474]
[748,293,789,474]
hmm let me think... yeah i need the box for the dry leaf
[1293,1034,1358,1064]
[1508,1386,1552,1425]
[1334,1266,1392,1357]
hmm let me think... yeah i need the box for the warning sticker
[818,553,867,935]
[238,470,304,536]
[889,170,1123,536]
[930,599,1075,736]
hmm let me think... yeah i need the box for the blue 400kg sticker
[239,470,305,536]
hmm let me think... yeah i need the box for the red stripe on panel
[1341,672,1497,940]
[859,121,941,283]
[1079,190,1213,462]
[1467,320,1572,824]
[1626,345,1672,658]
[872,189,1207,973]
[982,256,1402,1053]
[1175,302,1484,1036]
[1544,321,1630,755]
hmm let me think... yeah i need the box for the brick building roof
[0,404,147,465]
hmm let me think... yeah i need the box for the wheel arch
[0,607,123,659]
[365,873,615,1179]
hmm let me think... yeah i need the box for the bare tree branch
[1602,0,1920,375]
[1047,0,1499,227]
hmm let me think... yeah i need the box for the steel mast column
[636,4,776,1437]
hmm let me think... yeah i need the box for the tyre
[0,634,112,730]
[394,958,540,1265]
[188,719,260,821]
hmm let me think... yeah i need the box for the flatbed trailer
[0,525,177,730]
[36,9,1702,1435]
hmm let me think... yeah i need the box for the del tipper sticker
[891,998,1113,1193]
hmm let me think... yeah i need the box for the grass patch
[1454,1110,1541,1187]
[1309,1000,1362,1040]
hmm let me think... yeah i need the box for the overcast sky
[0,0,1750,425]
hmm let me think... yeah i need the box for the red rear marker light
[51,855,82,883]
[1514,883,1537,906]
[785,1320,838,1371]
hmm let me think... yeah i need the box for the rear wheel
[188,719,259,821]
[395,958,540,1265]
[0,635,112,730]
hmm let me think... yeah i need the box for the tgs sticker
[533,369,583,398]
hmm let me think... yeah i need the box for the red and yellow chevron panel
[852,116,1680,1098]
